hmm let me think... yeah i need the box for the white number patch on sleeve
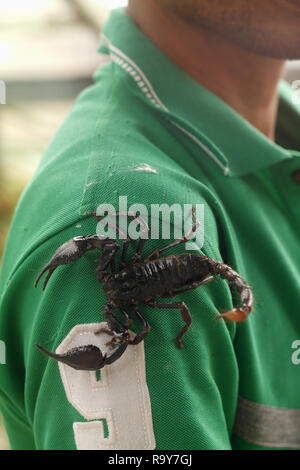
[56,323,156,450]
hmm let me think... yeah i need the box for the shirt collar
[99,8,300,177]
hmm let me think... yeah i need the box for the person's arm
[0,204,239,449]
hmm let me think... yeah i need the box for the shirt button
[291,169,300,184]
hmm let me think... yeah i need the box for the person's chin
[283,0,300,9]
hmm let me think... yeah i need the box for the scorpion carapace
[34,208,253,370]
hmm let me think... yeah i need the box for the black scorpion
[34,208,253,370]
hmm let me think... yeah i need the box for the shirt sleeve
[0,200,239,450]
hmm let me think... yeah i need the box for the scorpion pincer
[34,208,253,371]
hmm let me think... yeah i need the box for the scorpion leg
[94,308,133,340]
[146,300,191,349]
[109,211,150,264]
[145,207,199,262]
[99,307,150,346]
[95,210,150,266]
[119,308,134,328]
[93,211,131,269]
[97,307,150,347]
[95,302,130,351]
[97,307,150,346]
[129,309,151,345]
[94,241,119,282]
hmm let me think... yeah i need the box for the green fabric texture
[0,8,300,450]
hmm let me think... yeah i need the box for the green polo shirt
[0,8,300,450]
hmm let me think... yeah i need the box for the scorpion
[34,208,253,371]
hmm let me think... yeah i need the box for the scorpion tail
[207,258,253,322]
[35,343,106,371]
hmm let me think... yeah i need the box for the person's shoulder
[0,70,221,286]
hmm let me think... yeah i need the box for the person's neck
[127,1,286,141]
